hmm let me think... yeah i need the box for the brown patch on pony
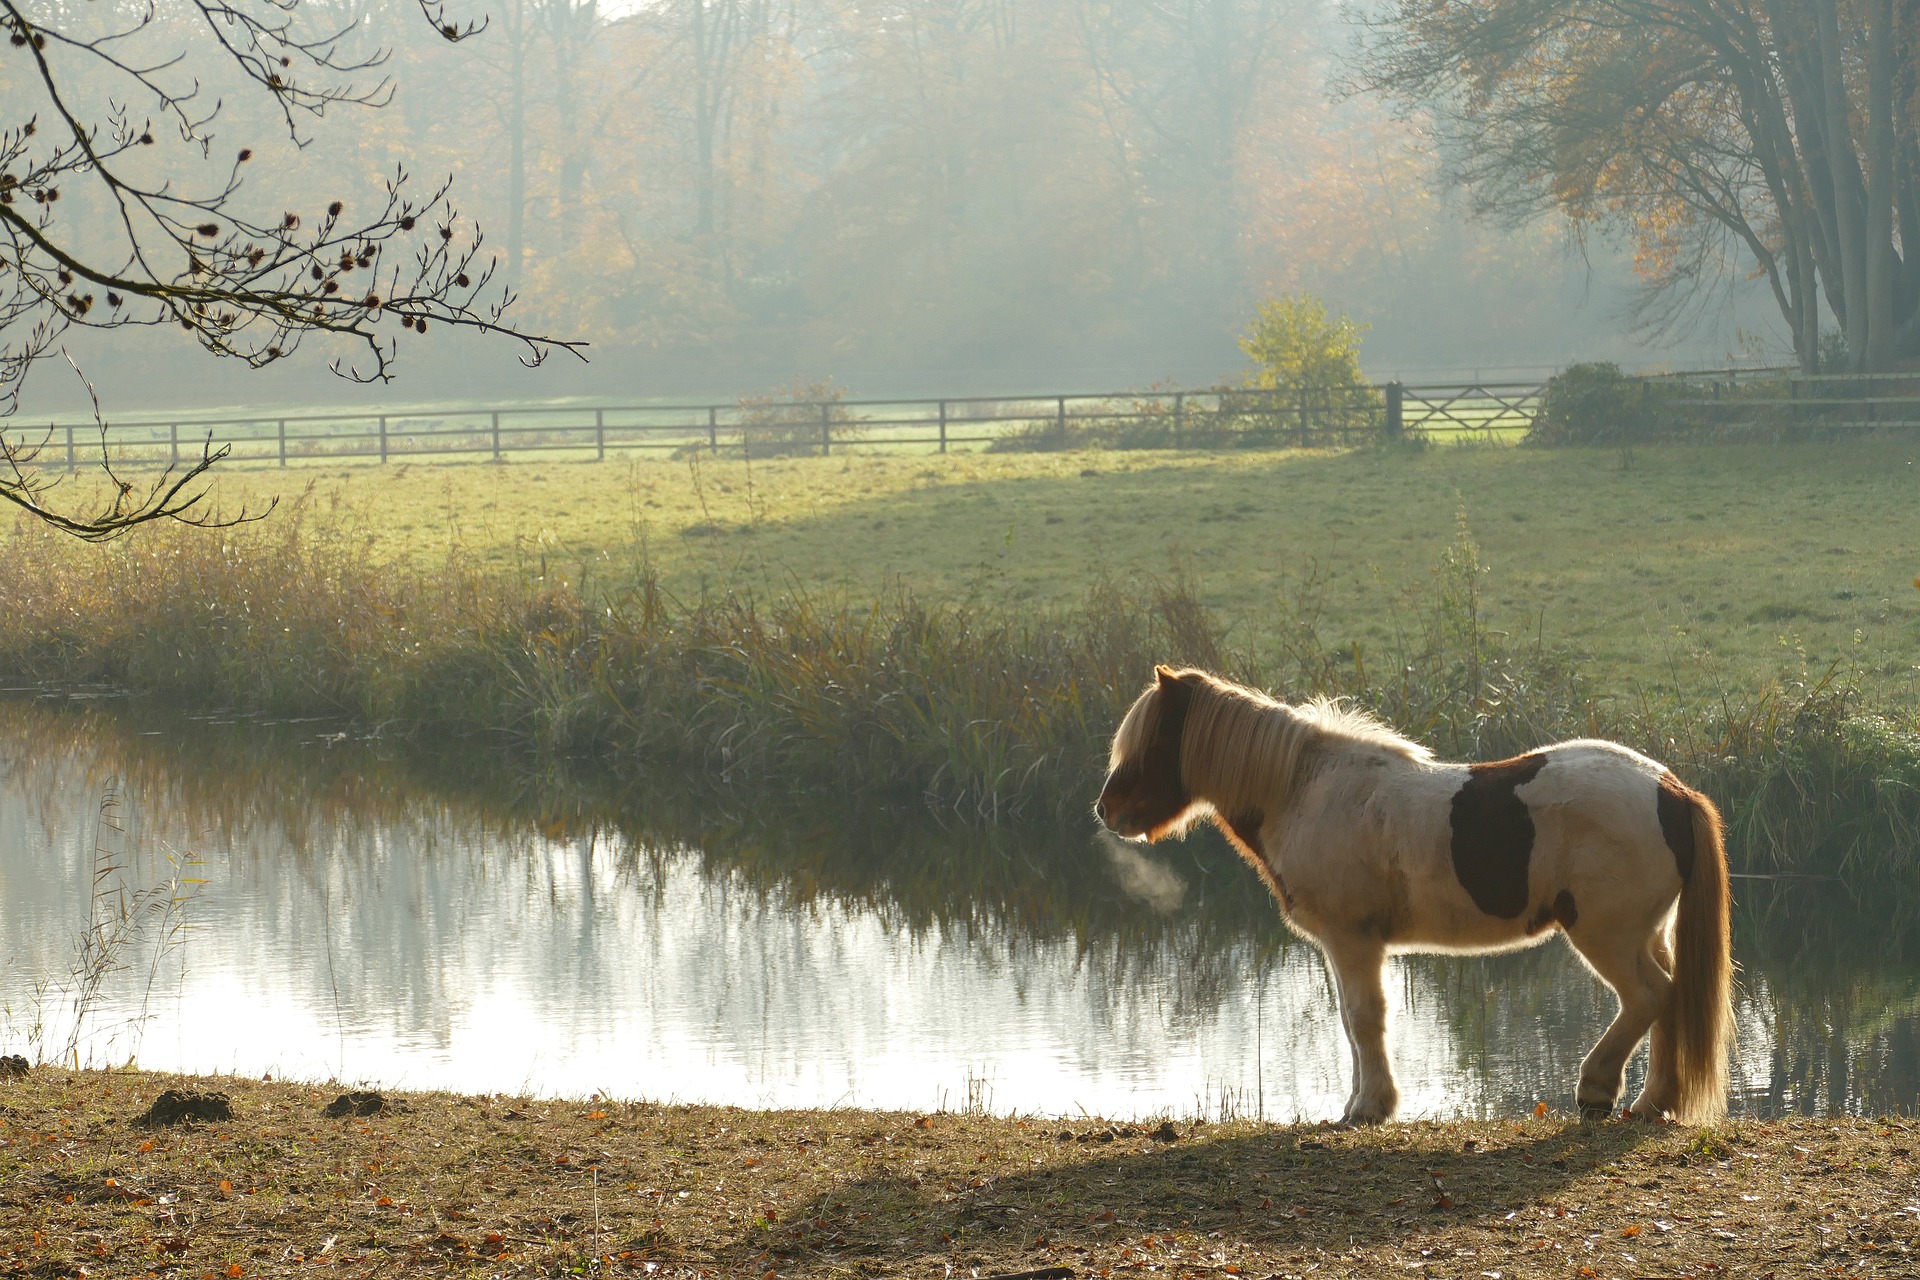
[1527,888,1579,935]
[1215,808,1295,912]
[1656,773,1698,882]
[1449,753,1548,919]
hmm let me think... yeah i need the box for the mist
[19,0,1781,416]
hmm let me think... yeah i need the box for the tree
[1359,0,1920,372]
[1240,292,1368,391]
[0,0,584,537]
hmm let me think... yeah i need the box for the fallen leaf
[1534,1102,1549,1119]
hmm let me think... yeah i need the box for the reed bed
[2,503,1917,880]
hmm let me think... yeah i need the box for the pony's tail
[1670,788,1734,1123]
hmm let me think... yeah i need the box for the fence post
[169,421,179,467]
[938,400,948,453]
[821,402,832,456]
[595,408,605,461]
[379,414,389,463]
[1297,388,1309,446]
[66,422,75,473]
[278,418,287,467]
[1384,382,1404,442]
[1056,396,1068,446]
[491,410,502,462]
[1174,392,1185,448]
[708,406,718,454]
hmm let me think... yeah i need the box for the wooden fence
[15,381,1543,471]
[1656,368,1920,434]
[20,367,1894,470]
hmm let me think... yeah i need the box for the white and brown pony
[1096,666,1733,1125]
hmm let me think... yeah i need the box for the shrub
[1238,294,1382,436]
[724,378,860,457]
[1240,294,1368,391]
[1526,362,1652,445]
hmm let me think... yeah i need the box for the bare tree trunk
[507,0,529,281]
[1767,0,1846,332]
[1815,0,1868,367]
[1867,0,1897,370]
[539,1,600,246]
[689,0,734,247]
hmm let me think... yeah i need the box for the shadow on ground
[717,1117,1669,1276]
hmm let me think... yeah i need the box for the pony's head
[1096,665,1201,840]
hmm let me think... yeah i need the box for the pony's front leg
[1322,933,1398,1124]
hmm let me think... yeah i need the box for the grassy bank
[3,1068,1917,1278]
[170,440,1920,699]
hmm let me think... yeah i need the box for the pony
[1096,666,1733,1125]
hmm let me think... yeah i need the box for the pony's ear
[1155,664,1181,688]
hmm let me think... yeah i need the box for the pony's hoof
[1578,1102,1614,1123]
[1630,1096,1677,1122]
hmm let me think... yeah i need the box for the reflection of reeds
[3,694,1912,1115]
[11,791,203,1068]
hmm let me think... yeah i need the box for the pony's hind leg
[1566,925,1673,1119]
[1630,926,1681,1119]
[1321,933,1398,1124]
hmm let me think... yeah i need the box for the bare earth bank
[2,1069,1914,1278]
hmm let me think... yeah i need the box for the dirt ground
[1,1068,1915,1279]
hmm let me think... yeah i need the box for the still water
[0,697,1915,1118]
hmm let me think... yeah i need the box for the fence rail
[15,367,1913,470]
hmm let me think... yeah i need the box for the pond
[0,697,1915,1119]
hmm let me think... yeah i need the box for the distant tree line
[11,0,1754,423]
[68,0,1614,386]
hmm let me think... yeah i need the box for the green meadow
[191,440,1920,702]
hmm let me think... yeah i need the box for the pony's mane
[1288,694,1432,762]
[1116,670,1430,823]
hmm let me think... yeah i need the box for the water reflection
[0,696,1913,1116]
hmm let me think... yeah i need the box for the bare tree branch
[0,0,585,538]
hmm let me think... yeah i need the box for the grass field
[176,439,1920,701]
[4,1068,1917,1280]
